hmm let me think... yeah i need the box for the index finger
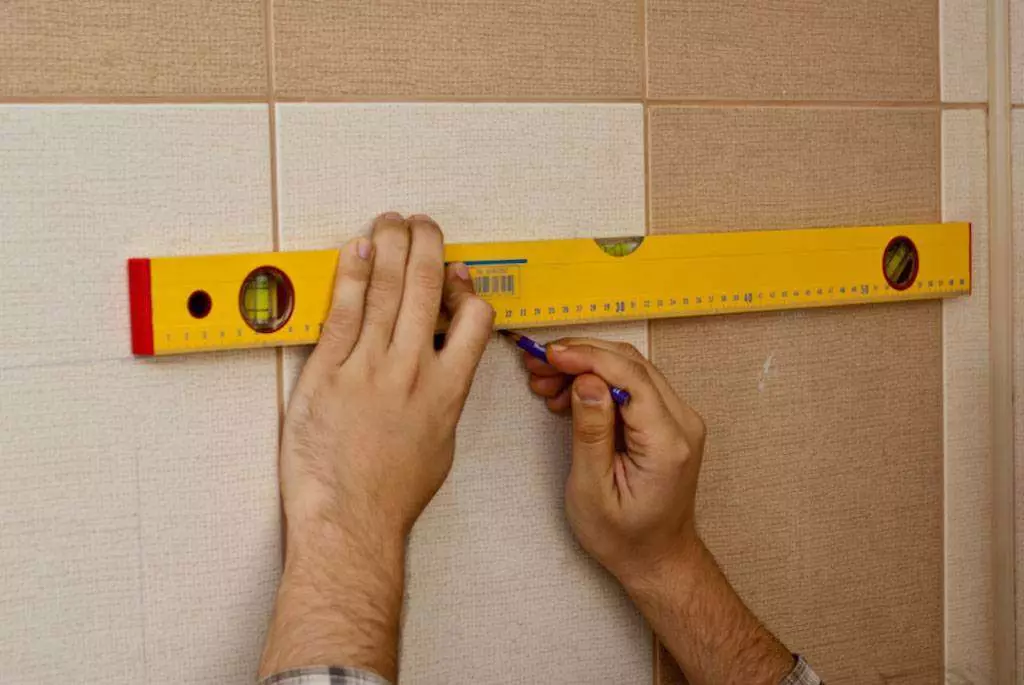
[439,263,495,391]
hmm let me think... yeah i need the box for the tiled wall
[0,1,1015,684]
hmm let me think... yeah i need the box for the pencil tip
[497,329,518,341]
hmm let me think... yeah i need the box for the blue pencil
[498,330,631,406]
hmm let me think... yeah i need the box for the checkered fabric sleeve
[780,656,823,684]
[260,657,820,685]
[259,667,391,685]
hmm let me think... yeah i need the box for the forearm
[622,536,793,685]
[259,524,405,682]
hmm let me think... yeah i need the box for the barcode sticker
[469,265,520,298]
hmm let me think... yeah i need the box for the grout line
[0,95,269,104]
[638,0,664,680]
[267,111,282,253]
[0,95,997,110]
[273,94,645,104]
[943,102,991,110]
[988,0,1017,677]
[264,0,289,563]
[133,425,150,680]
[937,104,949,669]
[937,0,944,105]
[643,106,652,240]
[638,0,648,102]
[640,0,652,243]
[263,0,280,253]
[646,99,943,109]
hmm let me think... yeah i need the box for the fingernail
[409,214,436,224]
[381,212,403,221]
[454,263,471,281]
[356,237,372,260]
[575,383,605,405]
[549,343,567,352]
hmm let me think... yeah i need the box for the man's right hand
[520,338,707,585]
[521,338,800,685]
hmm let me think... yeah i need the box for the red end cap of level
[127,259,154,356]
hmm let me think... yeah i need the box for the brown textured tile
[647,0,938,101]
[272,0,642,99]
[649,107,942,684]
[0,1,266,98]
[649,107,940,232]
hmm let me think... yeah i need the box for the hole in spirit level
[239,266,294,333]
[882,236,919,291]
[187,290,212,319]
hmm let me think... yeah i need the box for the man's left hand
[260,213,493,681]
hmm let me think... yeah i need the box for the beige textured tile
[1013,0,1024,103]
[1013,110,1024,679]
[277,104,651,683]
[646,0,938,101]
[0,353,279,683]
[0,106,274,366]
[649,106,942,683]
[941,109,993,682]
[0,1,266,98]
[137,352,281,685]
[941,0,988,101]
[0,107,280,682]
[275,104,645,248]
[0,363,144,682]
[272,0,642,99]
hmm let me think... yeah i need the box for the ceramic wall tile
[0,106,280,683]
[941,109,993,682]
[276,103,652,683]
[648,106,942,683]
[941,0,988,102]
[0,106,274,366]
[0,1,266,98]
[1012,110,1024,679]
[272,0,642,99]
[646,0,937,101]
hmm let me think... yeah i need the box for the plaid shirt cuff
[259,667,392,685]
[780,655,822,685]
[259,657,819,685]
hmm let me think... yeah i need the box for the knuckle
[321,310,357,340]
[692,412,707,440]
[623,358,649,382]
[467,297,495,322]
[576,423,608,445]
[614,341,644,359]
[375,214,407,229]
[343,255,372,281]
[411,216,442,236]
[374,222,411,250]
[370,267,405,292]
[364,296,395,321]
[410,261,444,291]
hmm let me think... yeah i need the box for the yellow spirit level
[127,222,970,356]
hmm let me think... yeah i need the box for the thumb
[570,374,616,484]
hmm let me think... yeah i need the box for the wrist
[615,528,710,599]
[285,514,406,574]
[284,493,408,560]
[262,520,406,680]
